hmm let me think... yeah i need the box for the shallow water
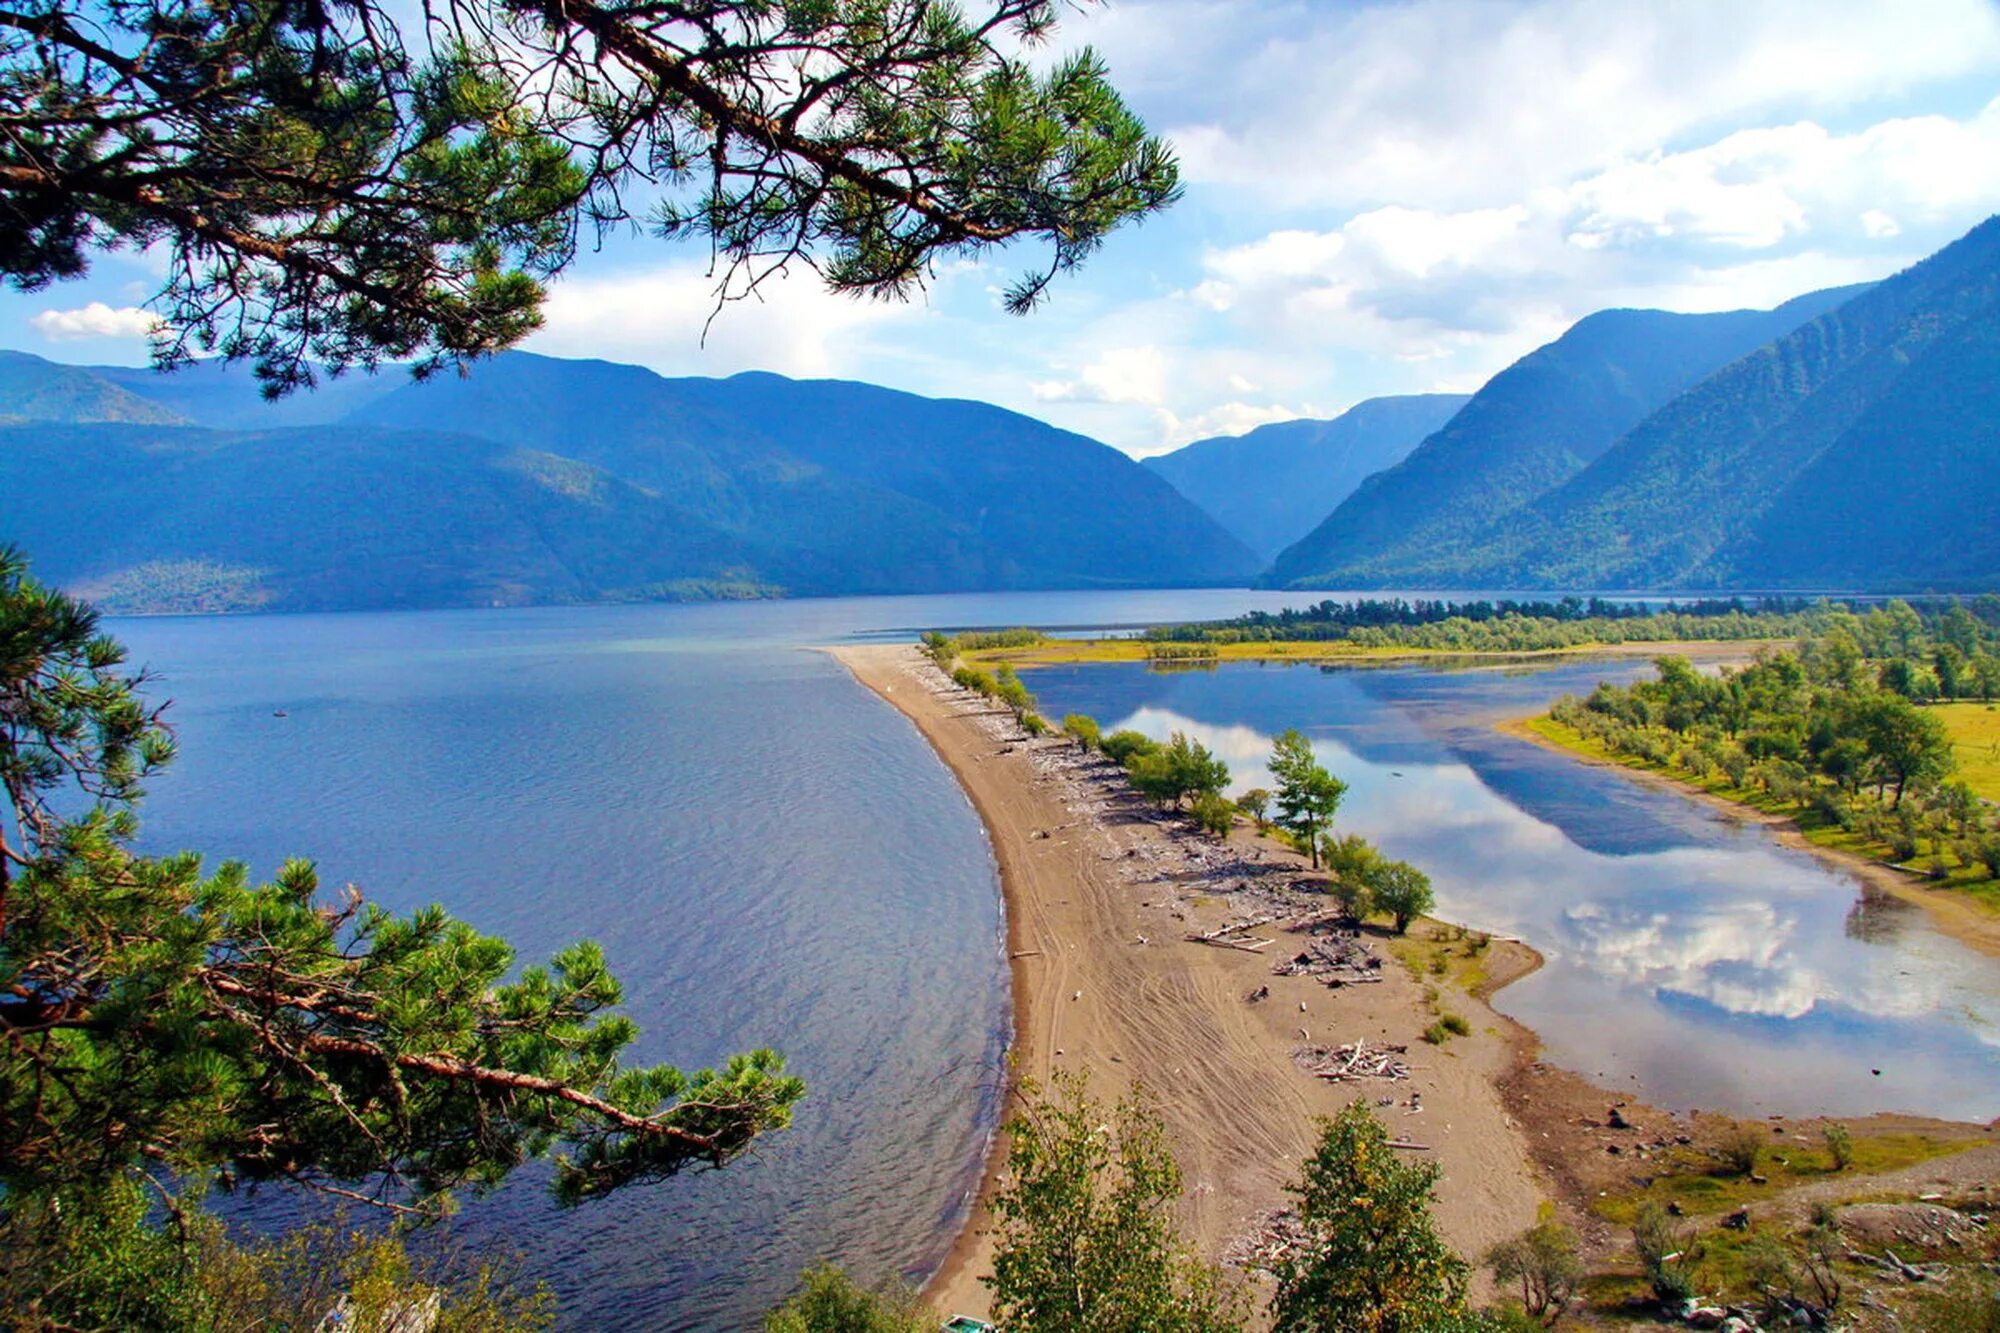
[1026,658,2000,1122]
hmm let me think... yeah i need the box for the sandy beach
[832,644,1547,1319]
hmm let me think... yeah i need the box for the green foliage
[1632,1202,1699,1307]
[987,1072,1244,1333]
[1127,731,1230,809]
[1101,729,1161,766]
[1710,1123,1765,1177]
[1822,1122,1854,1171]
[1366,860,1434,934]
[1743,1223,1844,1327]
[1268,730,1346,869]
[1191,790,1236,839]
[764,1264,934,1333]
[921,631,958,668]
[1484,1220,1581,1325]
[1270,1101,1471,1333]
[1236,787,1271,830]
[0,1178,555,1332]
[0,550,801,1232]
[993,665,1038,724]
[1062,713,1103,752]
[3,0,1177,391]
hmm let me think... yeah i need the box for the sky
[7,0,2000,456]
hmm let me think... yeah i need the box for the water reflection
[1028,661,2000,1120]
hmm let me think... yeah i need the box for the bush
[1439,1012,1470,1036]
[1632,1203,1699,1307]
[1191,791,1236,839]
[1061,713,1102,752]
[1101,729,1160,765]
[1485,1220,1581,1325]
[1711,1122,1764,1177]
[1822,1122,1853,1171]
[764,1264,933,1333]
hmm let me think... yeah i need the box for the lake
[108,596,2000,1330]
[1025,657,2000,1122]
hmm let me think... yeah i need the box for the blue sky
[8,0,2000,456]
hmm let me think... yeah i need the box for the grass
[1934,701,2000,802]
[1514,715,2000,916]
[1387,923,1494,995]
[1591,1130,1978,1226]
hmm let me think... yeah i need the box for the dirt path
[831,645,1546,1319]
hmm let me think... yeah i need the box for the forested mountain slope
[1269,284,1867,587]
[1141,394,1467,561]
[0,351,1260,610]
[0,351,190,426]
[1466,214,2000,589]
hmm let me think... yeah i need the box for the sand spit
[830,645,1545,1319]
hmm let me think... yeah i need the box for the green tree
[2,0,1178,392]
[1236,788,1272,831]
[1321,834,1380,920]
[1191,791,1236,839]
[987,1073,1243,1333]
[765,1264,934,1333]
[1101,729,1161,766]
[1268,730,1346,869]
[1849,691,1953,807]
[994,664,1038,726]
[1270,1101,1471,1333]
[0,552,801,1237]
[1063,713,1103,752]
[1368,856,1432,928]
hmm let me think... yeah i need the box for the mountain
[1,350,1260,611]
[1269,284,1869,588]
[1459,214,2000,589]
[1140,395,1468,561]
[87,359,400,429]
[0,351,190,426]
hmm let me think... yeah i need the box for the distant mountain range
[0,352,1259,612]
[1271,215,2000,592]
[1140,395,1467,562]
[1268,284,1871,587]
[7,213,1998,610]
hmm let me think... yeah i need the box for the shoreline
[831,644,1548,1317]
[1497,717,2000,960]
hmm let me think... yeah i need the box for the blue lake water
[105,598,2000,1330]
[108,589,1315,1332]
[1025,658,2000,1123]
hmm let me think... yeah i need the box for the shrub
[1061,713,1102,752]
[1439,1012,1470,1037]
[1711,1122,1764,1177]
[1485,1220,1581,1325]
[1101,729,1160,766]
[1191,791,1235,839]
[1822,1123,1853,1171]
[1632,1203,1699,1307]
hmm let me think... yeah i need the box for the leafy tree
[1127,731,1227,809]
[1368,856,1432,928]
[1270,1101,1471,1333]
[0,552,801,1237]
[1848,691,1953,807]
[1062,713,1103,752]
[1484,1220,1580,1326]
[1191,791,1235,839]
[987,1072,1244,1333]
[1101,729,1160,766]
[993,664,1038,726]
[2,0,1179,391]
[1268,730,1346,869]
[1236,787,1271,831]
[765,1264,934,1333]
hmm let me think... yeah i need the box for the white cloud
[528,260,927,379]
[31,303,161,342]
[1030,345,1170,405]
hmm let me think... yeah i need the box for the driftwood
[1188,913,1278,942]
[1293,1039,1412,1083]
[1273,936,1382,986]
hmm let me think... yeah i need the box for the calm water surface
[111,599,2000,1331]
[110,589,1315,1332]
[1027,658,2000,1122]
